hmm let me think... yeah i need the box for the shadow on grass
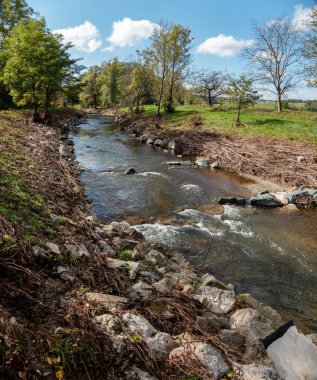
[253,118,290,126]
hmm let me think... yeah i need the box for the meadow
[125,103,317,143]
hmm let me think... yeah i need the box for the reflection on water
[71,117,317,333]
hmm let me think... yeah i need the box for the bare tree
[193,69,225,107]
[243,18,303,112]
[304,6,317,86]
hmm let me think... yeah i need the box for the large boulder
[193,286,235,314]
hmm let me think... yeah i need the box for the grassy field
[124,104,317,143]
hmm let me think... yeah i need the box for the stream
[71,116,317,333]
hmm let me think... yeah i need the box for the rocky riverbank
[114,112,317,191]
[1,109,316,379]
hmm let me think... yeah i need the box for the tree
[79,66,101,109]
[164,24,192,113]
[193,69,225,107]
[0,0,35,108]
[243,18,303,112]
[128,63,153,112]
[142,22,171,117]
[2,18,78,121]
[226,75,260,126]
[100,58,124,107]
[305,7,317,86]
[0,0,34,47]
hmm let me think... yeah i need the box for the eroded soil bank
[114,112,317,189]
[0,109,316,379]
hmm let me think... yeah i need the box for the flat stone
[169,342,228,379]
[234,363,280,380]
[200,273,229,290]
[86,292,128,308]
[106,258,140,280]
[250,193,283,207]
[285,188,311,203]
[123,312,156,338]
[45,242,60,254]
[64,243,90,258]
[193,286,235,314]
[163,161,182,166]
[219,197,247,206]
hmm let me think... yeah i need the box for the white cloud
[197,34,254,57]
[292,4,313,31]
[105,17,157,51]
[53,21,102,53]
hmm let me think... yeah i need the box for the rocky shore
[1,110,316,379]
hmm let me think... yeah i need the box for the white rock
[132,281,153,300]
[128,366,158,380]
[123,313,177,360]
[169,342,228,379]
[193,286,235,314]
[123,313,157,338]
[234,363,280,380]
[106,258,140,280]
[86,293,127,308]
[152,278,174,294]
[267,326,317,380]
[45,242,60,254]
[229,308,274,347]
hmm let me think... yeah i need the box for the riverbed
[71,116,317,333]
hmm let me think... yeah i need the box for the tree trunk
[277,94,282,112]
[93,94,97,109]
[33,103,41,123]
[208,90,212,107]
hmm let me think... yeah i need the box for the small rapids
[71,116,317,333]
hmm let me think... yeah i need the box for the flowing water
[71,116,317,333]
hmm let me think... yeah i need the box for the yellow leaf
[56,356,61,364]
[55,368,64,379]
[47,357,53,365]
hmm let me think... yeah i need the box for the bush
[188,114,203,128]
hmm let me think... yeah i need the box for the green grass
[126,104,317,143]
[0,113,56,252]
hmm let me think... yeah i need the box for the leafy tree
[142,21,172,117]
[2,18,78,121]
[243,18,303,112]
[100,58,124,107]
[164,24,192,113]
[193,69,226,107]
[305,7,317,86]
[79,65,101,109]
[128,63,153,112]
[0,0,35,108]
[226,75,260,125]
[0,0,34,47]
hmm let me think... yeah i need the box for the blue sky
[28,0,317,99]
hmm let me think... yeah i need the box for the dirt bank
[115,112,317,189]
